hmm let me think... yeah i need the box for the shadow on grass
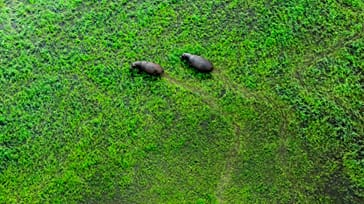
[129,69,164,82]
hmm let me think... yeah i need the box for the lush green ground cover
[0,0,363,203]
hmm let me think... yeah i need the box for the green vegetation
[0,0,363,203]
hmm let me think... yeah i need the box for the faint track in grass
[163,72,251,203]
[163,71,296,202]
[215,121,245,204]
[294,31,363,85]
[212,68,257,99]
[3,0,19,33]
[302,32,363,67]
[163,73,221,110]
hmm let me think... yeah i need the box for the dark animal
[181,53,213,72]
[131,61,164,75]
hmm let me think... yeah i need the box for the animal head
[131,61,146,69]
[131,62,139,68]
[158,68,164,74]
[181,53,190,60]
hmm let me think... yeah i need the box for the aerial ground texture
[0,0,363,203]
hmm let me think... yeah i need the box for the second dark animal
[181,53,213,72]
[131,61,164,75]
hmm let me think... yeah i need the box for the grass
[0,0,363,203]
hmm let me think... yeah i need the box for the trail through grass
[1,0,363,203]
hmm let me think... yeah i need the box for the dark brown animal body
[181,53,213,72]
[131,61,164,75]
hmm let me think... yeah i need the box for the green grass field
[0,0,363,203]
